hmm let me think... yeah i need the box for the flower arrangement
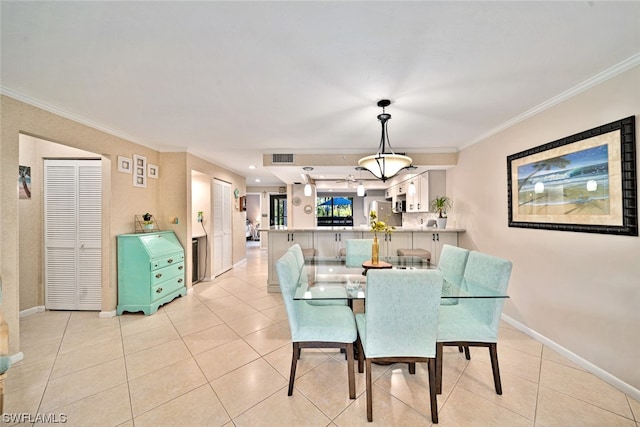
[369,210,395,237]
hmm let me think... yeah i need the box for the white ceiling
[2,2,639,189]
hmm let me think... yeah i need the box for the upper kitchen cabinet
[404,170,447,213]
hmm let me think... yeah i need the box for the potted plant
[430,196,453,229]
[142,213,154,230]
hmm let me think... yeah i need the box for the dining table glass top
[293,256,510,301]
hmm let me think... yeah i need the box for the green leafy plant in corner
[430,196,453,218]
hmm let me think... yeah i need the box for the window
[316,196,353,226]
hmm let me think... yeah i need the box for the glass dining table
[293,256,510,302]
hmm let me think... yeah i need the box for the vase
[372,235,379,265]
[436,218,448,229]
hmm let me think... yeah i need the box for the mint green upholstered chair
[438,244,470,305]
[436,251,512,395]
[355,269,443,423]
[275,251,357,398]
[345,239,373,268]
[437,244,471,356]
[287,244,347,306]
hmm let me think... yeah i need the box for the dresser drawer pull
[167,258,174,263]
[156,287,163,293]
[155,273,162,279]
[178,278,183,283]
[178,265,184,270]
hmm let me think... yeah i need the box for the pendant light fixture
[355,167,365,196]
[302,167,314,196]
[408,180,416,196]
[358,99,413,182]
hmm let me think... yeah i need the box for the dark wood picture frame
[507,116,637,236]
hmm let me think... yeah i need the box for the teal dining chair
[436,251,512,395]
[438,244,470,305]
[437,244,471,357]
[355,269,443,423]
[345,239,373,268]
[275,251,357,398]
[287,244,347,306]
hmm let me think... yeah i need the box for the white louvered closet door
[213,179,233,277]
[45,159,102,310]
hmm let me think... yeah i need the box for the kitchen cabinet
[363,231,413,259]
[315,230,362,258]
[405,171,446,213]
[412,231,458,265]
[266,228,463,292]
[267,231,314,288]
[117,231,186,315]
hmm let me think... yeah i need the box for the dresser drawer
[151,262,185,286]
[151,276,185,302]
[150,252,185,270]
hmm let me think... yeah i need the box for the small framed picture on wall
[133,154,147,188]
[117,156,132,174]
[148,164,159,179]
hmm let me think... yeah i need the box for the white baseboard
[10,352,24,364]
[501,314,640,401]
[99,310,116,318]
[19,306,45,318]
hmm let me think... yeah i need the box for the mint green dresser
[117,231,186,315]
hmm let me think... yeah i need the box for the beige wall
[0,95,248,355]
[448,66,640,390]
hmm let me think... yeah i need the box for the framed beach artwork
[19,165,32,199]
[133,154,147,188]
[507,116,637,236]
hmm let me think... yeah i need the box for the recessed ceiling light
[302,166,314,171]
[255,178,261,182]
[249,165,256,169]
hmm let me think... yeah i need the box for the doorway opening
[270,194,287,226]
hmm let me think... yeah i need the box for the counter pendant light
[358,99,413,182]
[303,166,313,196]
[408,181,416,196]
[356,166,365,196]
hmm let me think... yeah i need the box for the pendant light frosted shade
[408,181,416,196]
[358,100,412,182]
[304,183,312,196]
[358,153,413,182]
[357,182,365,196]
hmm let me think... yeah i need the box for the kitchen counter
[262,226,465,232]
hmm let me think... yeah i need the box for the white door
[213,179,232,277]
[44,159,102,310]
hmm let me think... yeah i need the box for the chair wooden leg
[366,358,373,422]
[428,358,439,424]
[458,345,464,353]
[356,336,364,373]
[435,342,443,394]
[489,343,502,395]
[464,346,471,360]
[346,343,355,399]
[288,342,299,396]
[408,362,416,374]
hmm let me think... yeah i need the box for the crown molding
[461,52,640,150]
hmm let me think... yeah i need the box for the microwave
[395,201,407,213]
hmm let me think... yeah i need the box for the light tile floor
[5,244,640,426]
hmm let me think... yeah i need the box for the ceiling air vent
[272,153,294,164]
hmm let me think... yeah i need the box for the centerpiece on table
[369,210,395,265]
